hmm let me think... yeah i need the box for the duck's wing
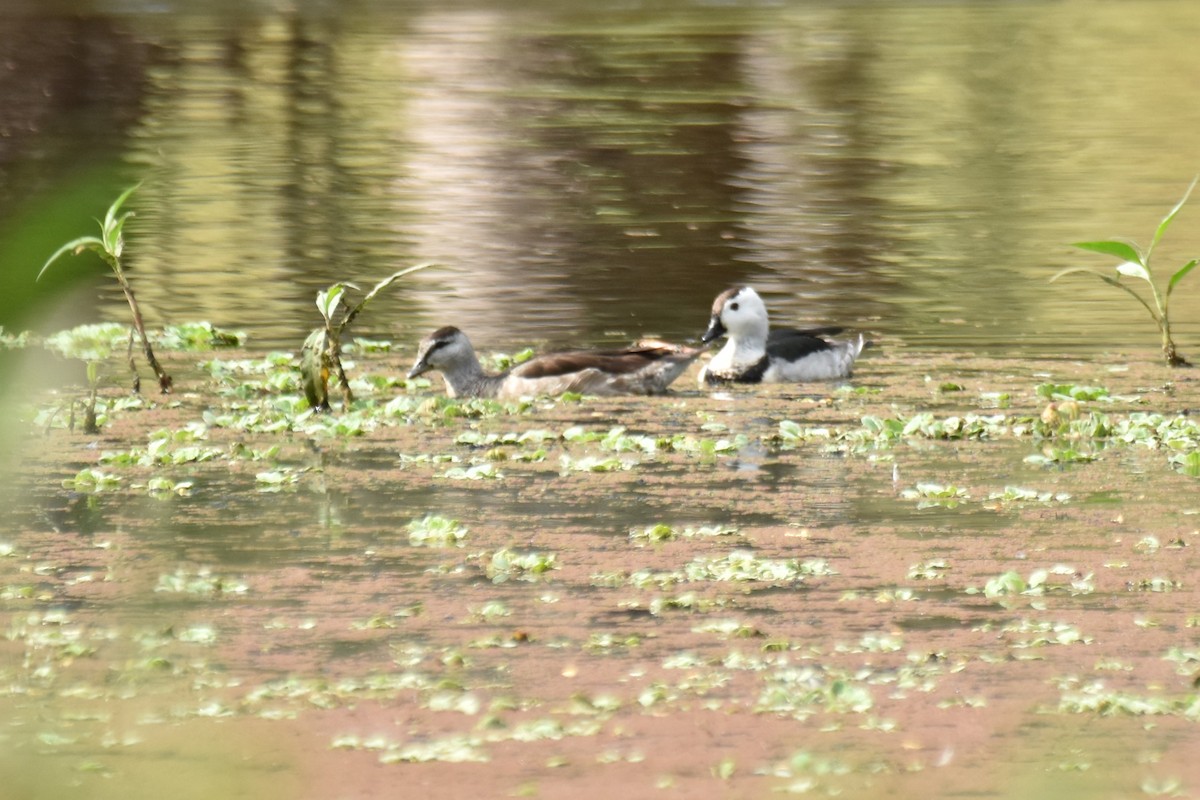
[765,328,841,361]
[511,343,702,379]
[766,328,866,382]
[494,365,610,399]
[770,326,844,341]
[504,342,704,396]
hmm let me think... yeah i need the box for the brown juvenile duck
[408,326,705,399]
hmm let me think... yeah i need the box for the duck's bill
[700,316,726,344]
[407,359,430,379]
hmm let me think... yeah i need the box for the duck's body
[408,326,704,399]
[699,286,863,385]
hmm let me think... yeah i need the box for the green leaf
[1050,267,1159,321]
[36,236,106,281]
[1072,240,1143,264]
[316,284,349,325]
[103,211,133,256]
[1150,175,1198,256]
[1167,258,1199,298]
[1115,261,1151,282]
[100,184,140,258]
[1050,266,1109,284]
[103,183,141,232]
[335,262,438,335]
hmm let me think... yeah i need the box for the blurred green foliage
[0,167,128,335]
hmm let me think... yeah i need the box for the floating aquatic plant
[675,551,834,585]
[757,667,875,717]
[1035,383,1114,402]
[1056,679,1200,719]
[486,548,557,583]
[255,469,300,490]
[62,468,122,492]
[407,514,468,548]
[1052,176,1198,366]
[488,347,536,372]
[38,184,173,393]
[629,523,738,543]
[0,326,30,349]
[42,323,128,433]
[976,566,1093,599]
[156,321,245,350]
[154,567,248,595]
[559,454,632,474]
[145,477,195,496]
[1024,445,1099,466]
[1169,451,1200,477]
[985,486,1071,504]
[901,482,970,509]
[907,559,950,580]
[442,462,503,480]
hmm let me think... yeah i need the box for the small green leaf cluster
[629,523,738,543]
[564,424,748,457]
[1001,619,1090,648]
[985,486,1071,504]
[407,515,468,548]
[627,551,834,589]
[486,548,558,583]
[0,326,30,349]
[757,667,874,716]
[255,469,301,490]
[146,477,195,496]
[100,430,222,467]
[900,482,969,509]
[156,322,246,350]
[777,402,1200,477]
[974,566,1094,599]
[442,462,503,480]
[43,323,130,361]
[558,454,631,473]
[154,567,248,595]
[488,347,536,371]
[62,468,122,492]
[1024,447,1099,466]
[907,559,949,580]
[1035,383,1112,402]
[1057,679,1200,719]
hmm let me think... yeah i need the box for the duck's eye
[729,302,739,311]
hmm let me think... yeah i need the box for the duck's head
[408,326,475,378]
[701,286,769,343]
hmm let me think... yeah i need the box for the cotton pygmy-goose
[698,286,864,385]
[408,326,705,399]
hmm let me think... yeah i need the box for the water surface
[3,0,1200,357]
[4,3,1200,797]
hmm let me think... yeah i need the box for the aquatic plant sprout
[1052,176,1199,366]
[301,263,436,410]
[38,184,173,393]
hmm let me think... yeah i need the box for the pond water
[5,2,1200,799]
[3,0,1200,356]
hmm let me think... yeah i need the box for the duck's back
[506,342,701,396]
[765,328,863,382]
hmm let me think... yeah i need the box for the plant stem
[84,384,100,434]
[326,330,354,406]
[1164,334,1190,367]
[125,328,140,393]
[104,253,172,393]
